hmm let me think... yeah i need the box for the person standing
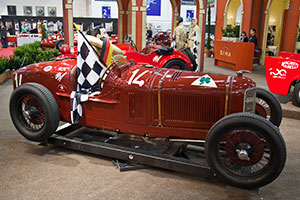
[146,26,153,40]
[240,31,248,42]
[172,16,187,50]
[249,28,257,47]
[187,18,200,54]
[0,22,8,48]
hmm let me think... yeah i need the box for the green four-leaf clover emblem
[199,77,211,85]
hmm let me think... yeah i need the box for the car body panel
[13,57,256,140]
[116,43,194,70]
[265,52,300,95]
[41,34,78,49]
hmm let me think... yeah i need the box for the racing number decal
[15,73,22,87]
[128,69,149,87]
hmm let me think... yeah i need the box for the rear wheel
[9,83,59,142]
[55,39,64,50]
[163,59,190,71]
[292,82,300,107]
[181,48,197,71]
[205,113,286,189]
[255,87,282,127]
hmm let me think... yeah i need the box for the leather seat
[139,44,161,55]
[155,46,174,55]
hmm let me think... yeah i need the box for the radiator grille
[162,94,222,123]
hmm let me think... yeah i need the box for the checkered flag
[171,30,176,48]
[70,31,107,124]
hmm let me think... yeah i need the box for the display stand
[23,123,261,193]
[47,123,213,178]
[214,40,255,71]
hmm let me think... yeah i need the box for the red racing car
[265,52,300,106]
[41,33,118,51]
[9,43,286,189]
[40,33,77,50]
[116,39,197,71]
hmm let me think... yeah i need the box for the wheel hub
[236,149,250,161]
[21,96,45,127]
[225,130,265,166]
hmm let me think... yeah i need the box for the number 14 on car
[128,69,149,87]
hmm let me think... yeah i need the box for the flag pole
[73,23,108,68]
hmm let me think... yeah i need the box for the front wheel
[9,83,60,142]
[205,113,286,189]
[163,59,190,71]
[255,87,282,127]
[292,82,300,107]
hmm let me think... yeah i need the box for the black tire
[163,59,190,71]
[292,82,300,107]
[9,83,60,142]
[255,87,282,127]
[55,39,64,50]
[205,113,286,189]
[181,48,197,71]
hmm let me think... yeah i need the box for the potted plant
[221,25,240,42]
[41,24,48,40]
[205,5,213,57]
[296,26,300,50]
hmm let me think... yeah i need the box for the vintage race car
[265,52,300,106]
[9,48,286,189]
[40,33,76,50]
[146,31,172,47]
[41,33,118,50]
[116,40,197,71]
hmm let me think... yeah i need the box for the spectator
[0,22,8,48]
[146,26,153,40]
[187,18,200,53]
[7,25,14,36]
[172,16,187,50]
[249,28,257,47]
[240,31,248,42]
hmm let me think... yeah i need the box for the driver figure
[86,25,123,60]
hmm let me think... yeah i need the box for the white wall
[236,5,242,25]
[0,0,218,31]
[0,0,88,17]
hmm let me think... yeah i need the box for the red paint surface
[265,52,300,95]
[116,44,194,70]
[13,57,255,140]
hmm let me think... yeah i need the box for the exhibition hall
[0,0,300,199]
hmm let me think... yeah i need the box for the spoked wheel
[20,95,46,131]
[255,87,282,127]
[205,113,286,189]
[220,130,269,176]
[10,83,59,142]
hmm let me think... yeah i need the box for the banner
[102,6,111,18]
[147,0,161,16]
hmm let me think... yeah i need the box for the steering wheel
[99,65,112,90]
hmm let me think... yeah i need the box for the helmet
[60,44,71,54]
